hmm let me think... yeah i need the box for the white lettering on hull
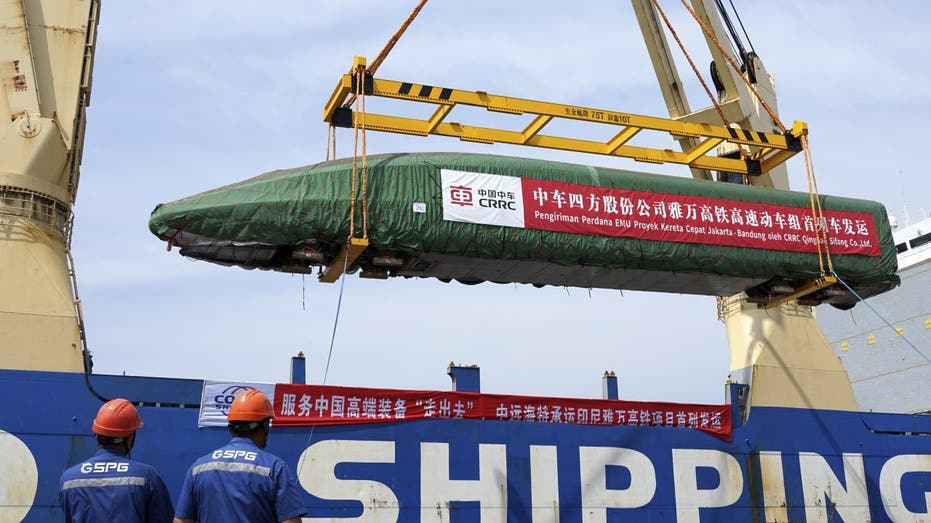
[672,449,743,523]
[799,452,869,523]
[579,446,656,522]
[294,440,931,522]
[421,443,507,522]
[880,454,931,522]
[297,440,398,522]
[759,451,789,522]
[530,445,559,522]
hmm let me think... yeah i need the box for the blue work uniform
[175,437,306,523]
[58,447,174,523]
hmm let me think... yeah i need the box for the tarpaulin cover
[149,152,898,294]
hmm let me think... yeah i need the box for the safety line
[299,238,353,457]
[830,269,930,366]
[321,242,351,387]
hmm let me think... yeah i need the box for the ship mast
[0,0,100,372]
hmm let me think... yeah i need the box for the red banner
[521,179,880,256]
[273,384,732,440]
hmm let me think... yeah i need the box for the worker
[173,389,306,523]
[58,398,174,522]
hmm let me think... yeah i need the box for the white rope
[299,240,353,466]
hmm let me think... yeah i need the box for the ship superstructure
[819,215,931,413]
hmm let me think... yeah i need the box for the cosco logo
[213,385,257,414]
[212,450,257,461]
[80,462,129,474]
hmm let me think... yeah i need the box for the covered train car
[149,152,898,308]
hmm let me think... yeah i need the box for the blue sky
[73,1,931,404]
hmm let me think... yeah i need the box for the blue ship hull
[2,369,930,522]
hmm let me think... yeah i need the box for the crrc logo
[213,385,256,414]
[449,185,473,206]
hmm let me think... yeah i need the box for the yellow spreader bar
[319,238,369,283]
[323,57,806,175]
[759,275,838,309]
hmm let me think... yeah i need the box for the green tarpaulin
[149,152,898,308]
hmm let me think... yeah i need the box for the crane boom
[632,0,858,414]
[631,0,788,189]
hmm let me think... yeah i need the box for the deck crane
[321,1,860,414]
[632,0,857,413]
[0,0,100,373]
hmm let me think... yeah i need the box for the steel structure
[324,57,806,177]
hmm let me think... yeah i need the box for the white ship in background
[819,212,931,414]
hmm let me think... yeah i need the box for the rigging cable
[300,0,432,468]
[349,64,362,238]
[321,245,352,389]
[350,64,370,239]
[677,0,786,133]
[360,69,369,238]
[712,0,749,67]
[725,0,756,56]
[326,122,336,161]
[801,135,833,275]
[343,0,430,108]
[830,270,930,366]
[347,0,430,235]
[650,0,731,130]
[299,240,353,462]
[669,1,833,282]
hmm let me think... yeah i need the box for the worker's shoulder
[127,458,166,477]
[255,448,289,467]
[58,460,87,484]
[191,439,266,464]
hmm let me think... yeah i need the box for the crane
[0,0,100,372]
[631,0,857,413]
[318,0,861,415]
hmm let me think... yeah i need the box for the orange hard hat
[227,390,275,422]
[92,398,143,438]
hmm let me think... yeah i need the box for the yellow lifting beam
[323,57,806,176]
